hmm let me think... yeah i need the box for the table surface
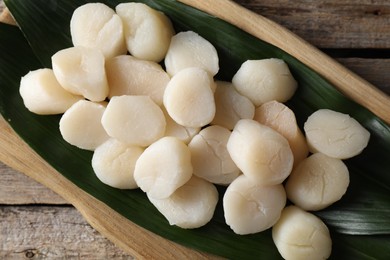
[1,0,389,258]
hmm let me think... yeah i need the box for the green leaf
[0,21,282,260]
[1,0,390,258]
[331,234,390,260]
[315,172,390,235]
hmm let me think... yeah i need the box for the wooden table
[1,0,389,258]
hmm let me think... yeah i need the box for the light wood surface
[1,0,389,259]
[1,206,133,259]
[234,0,390,49]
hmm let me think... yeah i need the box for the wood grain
[336,58,390,95]
[233,0,390,49]
[0,163,67,205]
[0,206,133,259]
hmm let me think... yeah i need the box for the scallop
[223,175,286,235]
[272,206,332,260]
[148,176,218,229]
[92,138,144,189]
[163,67,216,128]
[304,109,370,159]
[59,100,109,151]
[211,81,255,130]
[19,68,82,115]
[254,100,309,167]
[285,153,350,211]
[164,31,219,76]
[162,107,200,144]
[101,95,166,147]
[227,119,293,185]
[51,46,109,102]
[189,125,240,185]
[105,55,170,106]
[116,2,175,62]
[70,3,127,58]
[232,58,297,106]
[134,136,193,199]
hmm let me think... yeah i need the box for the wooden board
[335,58,390,95]
[233,0,390,49]
[1,0,389,259]
[1,206,133,259]
[0,164,67,205]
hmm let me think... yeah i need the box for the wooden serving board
[0,0,389,259]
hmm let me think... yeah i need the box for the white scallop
[51,46,108,102]
[227,119,293,185]
[148,176,218,229]
[254,100,309,167]
[189,125,240,185]
[223,175,286,235]
[92,138,144,189]
[101,95,166,147]
[272,206,332,260]
[164,31,219,76]
[70,3,127,58]
[59,100,109,151]
[285,153,350,211]
[105,55,170,106]
[19,68,82,115]
[134,136,193,199]
[163,67,216,128]
[232,58,297,106]
[211,81,255,130]
[162,107,200,144]
[304,109,370,159]
[116,2,175,62]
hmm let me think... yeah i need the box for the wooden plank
[0,162,68,205]
[233,0,390,49]
[0,206,133,259]
[336,58,390,95]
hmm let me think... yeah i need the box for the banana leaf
[1,0,390,258]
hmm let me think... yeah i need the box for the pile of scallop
[19,3,371,259]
